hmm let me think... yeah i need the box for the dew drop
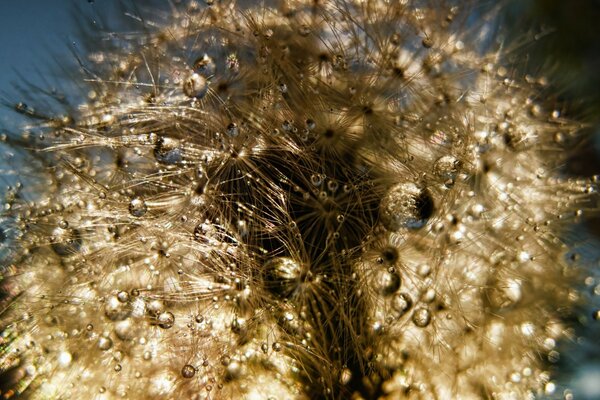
[129,197,147,217]
[380,182,433,231]
[105,296,131,321]
[57,351,72,367]
[154,136,182,164]
[373,269,401,296]
[391,292,412,317]
[433,155,461,184]
[50,227,82,256]
[226,123,239,138]
[310,174,323,187]
[327,180,339,192]
[181,364,196,378]
[98,337,113,351]
[264,257,302,297]
[183,73,208,98]
[412,307,431,327]
[117,291,130,303]
[157,311,175,329]
[193,54,216,77]
[226,361,242,379]
[115,319,135,340]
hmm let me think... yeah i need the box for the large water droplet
[183,73,208,98]
[154,136,182,164]
[193,54,216,77]
[50,227,82,256]
[226,123,239,138]
[373,269,401,296]
[264,257,303,298]
[433,155,461,184]
[157,311,175,329]
[105,295,131,321]
[98,336,113,351]
[380,182,433,231]
[129,197,147,217]
[412,307,431,327]
[391,292,412,318]
[181,364,196,378]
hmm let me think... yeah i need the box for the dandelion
[0,1,597,399]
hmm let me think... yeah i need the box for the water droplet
[264,257,303,297]
[310,174,323,187]
[282,120,293,131]
[115,319,135,340]
[154,136,182,164]
[129,197,147,217]
[157,311,175,329]
[50,227,83,256]
[57,351,72,367]
[391,292,412,317]
[105,295,131,321]
[117,291,130,303]
[373,269,401,295]
[412,307,431,327]
[380,182,434,231]
[193,54,216,76]
[226,123,239,138]
[433,155,461,184]
[98,337,113,351]
[226,361,242,379]
[327,180,339,192]
[181,364,196,378]
[183,73,208,98]
[488,278,522,308]
[231,317,246,335]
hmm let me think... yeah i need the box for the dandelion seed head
[0,0,598,399]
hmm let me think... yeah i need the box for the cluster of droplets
[0,0,598,399]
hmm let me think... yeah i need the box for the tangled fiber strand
[0,1,598,399]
